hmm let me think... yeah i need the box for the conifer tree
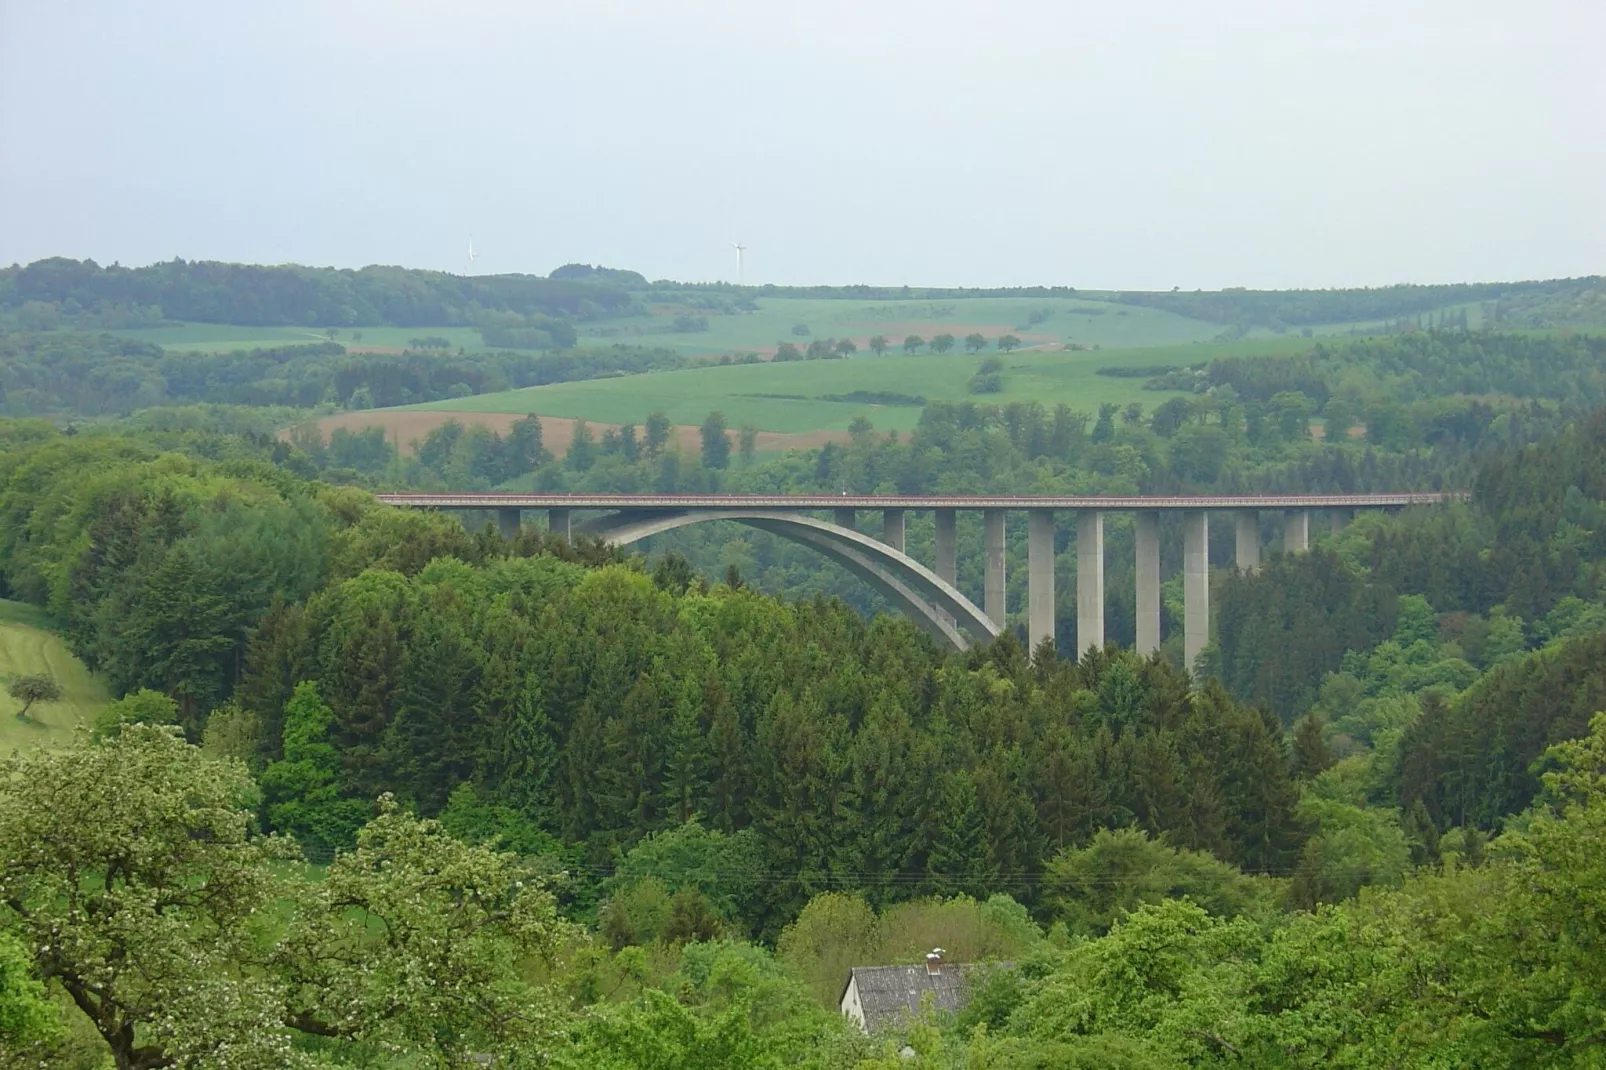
[926,771,993,898]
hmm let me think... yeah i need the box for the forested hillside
[0,257,635,327]
[1115,276,1606,329]
[7,406,1606,1066]
[6,313,1606,1067]
[0,331,686,415]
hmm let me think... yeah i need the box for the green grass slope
[403,337,1313,433]
[588,295,1228,357]
[0,600,111,752]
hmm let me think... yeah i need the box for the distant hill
[1111,277,1606,330]
[549,263,649,286]
[0,257,637,328]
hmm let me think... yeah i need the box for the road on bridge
[375,492,1461,510]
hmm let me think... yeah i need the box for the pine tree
[1290,713,1334,780]
[926,771,993,898]
[479,610,554,826]
[388,593,485,814]
[704,701,749,833]
[661,695,709,825]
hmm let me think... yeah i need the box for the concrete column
[1135,511,1161,657]
[934,509,957,585]
[1283,510,1309,554]
[1027,510,1056,653]
[1183,510,1209,675]
[882,509,906,553]
[1076,511,1105,656]
[1329,508,1351,535]
[834,508,856,531]
[983,509,1006,627]
[497,507,521,541]
[934,508,958,630]
[1235,512,1260,572]
[549,508,571,542]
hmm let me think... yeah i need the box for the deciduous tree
[5,674,59,720]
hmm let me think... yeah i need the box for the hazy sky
[2,0,1602,289]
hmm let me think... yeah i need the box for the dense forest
[0,332,687,415]
[9,401,1606,1066]
[1181,330,1606,409]
[6,314,1606,1067]
[1114,276,1606,330]
[0,257,635,328]
[8,256,1600,338]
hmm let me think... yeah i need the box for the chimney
[925,948,945,975]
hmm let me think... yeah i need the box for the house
[839,949,994,1034]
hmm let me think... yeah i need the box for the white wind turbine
[730,241,748,285]
[465,235,479,275]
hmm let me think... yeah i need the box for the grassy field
[110,297,1217,357]
[588,295,1230,357]
[107,291,1420,361]
[400,337,1316,434]
[108,323,488,353]
[0,600,110,753]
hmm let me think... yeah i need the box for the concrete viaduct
[375,493,1458,665]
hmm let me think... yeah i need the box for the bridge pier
[1028,510,1056,653]
[1184,510,1209,674]
[1135,511,1160,656]
[1076,511,1104,656]
[498,507,521,541]
[882,509,905,552]
[984,509,1006,627]
[549,508,571,542]
[1235,512,1260,571]
[835,508,856,532]
[935,509,957,630]
[1329,508,1350,534]
[1283,510,1309,554]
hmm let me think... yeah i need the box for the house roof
[841,964,985,1033]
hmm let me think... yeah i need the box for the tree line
[0,256,636,328]
[1114,277,1601,329]
[0,332,686,415]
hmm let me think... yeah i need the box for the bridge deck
[376,492,1461,510]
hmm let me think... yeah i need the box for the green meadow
[403,337,1315,433]
[107,291,1413,363]
[0,600,110,752]
[585,294,1229,357]
[108,323,487,352]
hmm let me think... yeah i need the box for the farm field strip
[395,337,1317,434]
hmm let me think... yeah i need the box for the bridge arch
[578,510,1000,652]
